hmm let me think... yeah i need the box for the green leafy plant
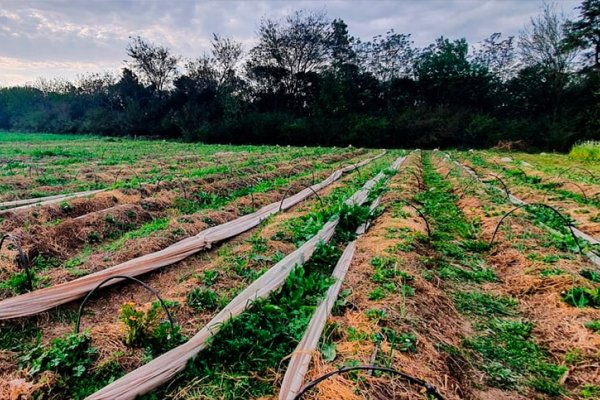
[584,320,600,333]
[580,269,600,283]
[563,287,600,308]
[187,288,219,311]
[21,332,97,378]
[118,301,183,352]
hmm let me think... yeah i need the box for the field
[0,134,599,400]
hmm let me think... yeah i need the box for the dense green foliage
[0,2,599,150]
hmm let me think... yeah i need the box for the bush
[569,141,600,161]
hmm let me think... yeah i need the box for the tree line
[1,1,599,150]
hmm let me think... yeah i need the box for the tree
[126,36,179,92]
[416,37,492,109]
[356,30,416,81]
[185,34,243,90]
[472,33,518,81]
[519,3,576,74]
[246,10,332,108]
[329,19,357,69]
[564,0,600,69]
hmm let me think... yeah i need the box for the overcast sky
[0,0,581,86]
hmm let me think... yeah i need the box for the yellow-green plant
[119,302,159,347]
[569,141,600,161]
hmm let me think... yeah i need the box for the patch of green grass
[104,218,169,252]
[465,319,566,394]
[584,320,600,333]
[187,288,219,311]
[454,291,517,317]
[580,383,600,399]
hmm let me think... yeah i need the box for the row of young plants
[0,151,364,297]
[0,142,248,198]
[285,156,436,398]
[145,162,399,399]
[456,152,600,261]
[418,152,570,396]
[1,154,397,399]
[459,151,600,213]
[484,150,600,186]
[439,152,600,397]
[0,136,355,203]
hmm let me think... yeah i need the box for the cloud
[0,0,581,85]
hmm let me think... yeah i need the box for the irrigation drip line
[481,173,511,199]
[85,155,404,400]
[279,157,410,400]
[545,179,589,202]
[74,275,175,337]
[279,185,324,212]
[440,153,600,267]
[0,151,386,321]
[292,366,445,400]
[0,234,33,291]
[558,166,597,182]
[406,170,422,191]
[398,200,431,238]
[489,203,584,254]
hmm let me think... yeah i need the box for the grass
[103,218,170,252]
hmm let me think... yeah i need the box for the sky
[0,0,582,86]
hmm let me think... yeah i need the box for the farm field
[0,134,599,400]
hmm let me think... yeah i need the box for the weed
[369,287,386,301]
[118,301,184,353]
[365,308,387,321]
[580,269,600,283]
[454,291,517,317]
[563,287,600,308]
[564,348,584,365]
[187,288,219,311]
[21,332,97,379]
[540,268,565,277]
[0,271,36,294]
[0,321,39,351]
[202,270,219,286]
[584,320,600,332]
[580,384,600,399]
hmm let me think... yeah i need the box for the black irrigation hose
[489,203,584,254]
[481,173,511,199]
[0,234,33,291]
[293,365,445,400]
[278,184,324,212]
[558,166,597,182]
[457,176,481,199]
[352,164,362,179]
[287,165,316,185]
[399,200,431,238]
[409,170,424,191]
[549,180,589,202]
[74,275,175,336]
